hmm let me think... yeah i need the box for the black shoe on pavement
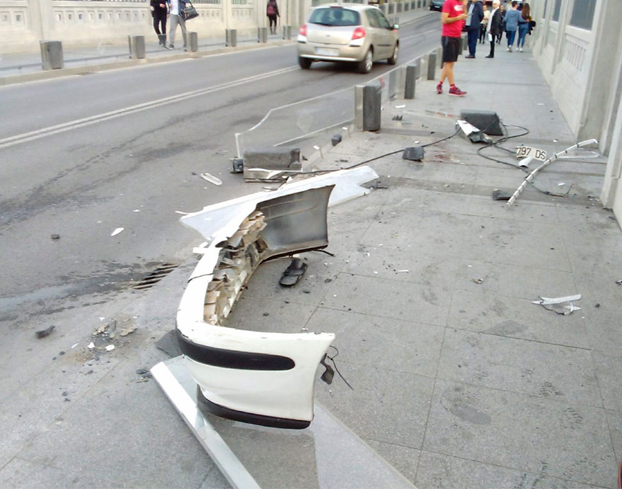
[465,55,475,59]
[485,55,494,58]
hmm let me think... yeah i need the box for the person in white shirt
[168,0,187,50]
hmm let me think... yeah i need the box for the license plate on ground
[315,47,339,56]
[516,145,547,162]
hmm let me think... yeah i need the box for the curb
[0,40,295,87]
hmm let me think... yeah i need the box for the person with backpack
[266,0,279,35]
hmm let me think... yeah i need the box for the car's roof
[312,3,380,12]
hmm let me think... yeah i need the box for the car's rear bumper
[297,41,365,63]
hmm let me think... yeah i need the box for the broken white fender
[176,168,377,429]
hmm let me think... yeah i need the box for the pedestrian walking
[266,0,279,35]
[497,4,505,44]
[436,0,467,96]
[168,0,187,50]
[479,5,490,44]
[486,0,502,58]
[504,1,521,51]
[151,0,168,47]
[465,0,484,58]
[517,3,531,52]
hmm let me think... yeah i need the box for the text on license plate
[516,145,547,162]
[315,47,339,56]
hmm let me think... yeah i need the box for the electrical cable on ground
[327,346,354,390]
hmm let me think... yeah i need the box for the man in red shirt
[437,0,468,96]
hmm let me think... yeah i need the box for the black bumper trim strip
[176,329,296,371]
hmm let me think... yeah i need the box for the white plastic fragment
[111,228,124,237]
[87,342,95,349]
[533,294,581,305]
[200,173,222,186]
[395,105,406,109]
[105,345,115,352]
[396,270,409,273]
[71,343,78,349]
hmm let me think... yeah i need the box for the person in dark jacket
[266,0,279,35]
[465,0,484,58]
[486,0,502,58]
[497,3,506,44]
[151,0,168,47]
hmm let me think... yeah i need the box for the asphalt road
[0,16,441,323]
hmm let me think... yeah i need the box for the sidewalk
[1,27,620,489]
[0,9,433,86]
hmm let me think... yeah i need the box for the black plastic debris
[280,258,308,287]
[402,146,425,162]
[231,157,244,174]
[331,134,342,146]
[616,279,622,285]
[492,190,512,201]
[36,325,55,339]
[51,234,60,240]
[392,115,403,121]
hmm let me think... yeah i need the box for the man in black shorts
[437,0,468,96]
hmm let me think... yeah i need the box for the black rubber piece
[279,258,307,287]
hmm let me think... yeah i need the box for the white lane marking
[0,65,299,150]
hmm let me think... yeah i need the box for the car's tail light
[299,24,307,37]
[352,27,365,41]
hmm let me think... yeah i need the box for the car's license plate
[516,145,547,162]
[315,47,339,56]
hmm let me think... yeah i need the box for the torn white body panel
[176,170,377,429]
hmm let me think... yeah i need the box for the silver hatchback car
[297,4,399,74]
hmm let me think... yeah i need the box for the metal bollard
[283,25,292,40]
[128,35,145,59]
[40,40,64,70]
[188,32,198,52]
[258,27,268,43]
[427,52,436,80]
[414,57,421,79]
[354,81,382,132]
[405,64,416,99]
[226,29,237,47]
[436,46,443,68]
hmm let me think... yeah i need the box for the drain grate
[132,263,178,290]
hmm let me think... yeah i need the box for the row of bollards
[38,25,295,71]
[355,36,468,132]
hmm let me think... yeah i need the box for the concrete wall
[531,0,622,219]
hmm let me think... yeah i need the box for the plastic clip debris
[35,325,55,339]
[200,173,222,186]
[111,228,124,237]
[533,294,581,315]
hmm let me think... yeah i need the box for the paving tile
[0,458,128,489]
[592,351,622,412]
[307,308,444,378]
[401,160,478,187]
[449,289,590,349]
[360,209,475,258]
[198,467,232,489]
[364,439,420,483]
[316,363,435,449]
[437,329,602,408]
[606,410,622,463]
[381,187,473,215]
[17,359,215,489]
[463,215,572,272]
[322,272,450,327]
[452,259,576,300]
[415,451,607,489]
[467,194,559,222]
[581,306,622,354]
[423,380,615,487]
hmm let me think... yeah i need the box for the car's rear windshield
[309,7,361,27]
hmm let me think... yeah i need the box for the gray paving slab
[321,272,450,327]
[316,362,435,449]
[415,451,607,489]
[0,457,127,489]
[437,328,602,408]
[365,439,420,484]
[423,380,615,487]
[592,351,622,412]
[306,308,444,378]
[448,289,591,349]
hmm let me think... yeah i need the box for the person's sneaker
[508,46,512,52]
[448,86,466,97]
[436,82,443,94]
[169,44,174,49]
[519,47,523,52]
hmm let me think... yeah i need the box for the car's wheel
[358,49,373,74]
[299,57,312,70]
[387,44,399,65]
